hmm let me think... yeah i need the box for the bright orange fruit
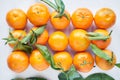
[73,52,94,72]
[30,49,49,71]
[95,49,116,70]
[48,31,68,51]
[27,3,50,27]
[6,9,27,29]
[71,8,93,29]
[94,8,116,29]
[92,29,111,49]
[53,51,72,71]
[50,11,70,30]
[69,29,90,52]
[7,51,29,73]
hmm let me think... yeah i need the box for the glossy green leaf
[85,73,115,80]
[58,65,83,80]
[115,63,120,68]
[26,77,47,80]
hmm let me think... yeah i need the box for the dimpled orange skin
[53,51,72,71]
[95,49,116,70]
[27,3,50,27]
[30,49,49,71]
[71,8,93,29]
[7,51,29,73]
[9,30,26,48]
[73,52,94,72]
[94,8,116,29]
[6,9,27,29]
[92,29,111,49]
[69,29,90,52]
[50,11,70,30]
[48,31,68,51]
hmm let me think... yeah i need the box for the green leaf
[67,66,83,80]
[54,0,65,14]
[26,77,47,80]
[90,44,112,61]
[21,26,45,44]
[87,32,110,40]
[13,42,33,53]
[11,77,47,80]
[40,0,58,11]
[29,30,37,45]
[58,72,68,80]
[36,44,61,70]
[85,73,115,80]
[58,65,84,80]
[11,78,25,80]
[115,63,120,68]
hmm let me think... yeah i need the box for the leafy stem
[90,44,112,62]
[21,26,45,45]
[87,32,110,40]
[40,0,69,19]
[36,44,61,70]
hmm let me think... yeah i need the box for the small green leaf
[11,78,24,80]
[85,73,115,80]
[63,13,70,20]
[90,44,111,61]
[58,72,68,80]
[36,44,61,70]
[40,0,58,11]
[26,77,47,80]
[13,42,33,53]
[58,65,84,80]
[67,66,83,80]
[21,26,45,44]
[87,32,110,40]
[29,30,37,45]
[115,63,120,68]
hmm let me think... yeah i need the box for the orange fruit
[27,3,50,27]
[7,51,29,73]
[30,49,49,71]
[94,8,116,29]
[53,51,72,71]
[71,8,93,29]
[73,52,94,72]
[6,9,27,29]
[69,29,90,52]
[92,29,111,49]
[8,30,26,48]
[48,31,68,51]
[50,11,70,30]
[95,49,116,70]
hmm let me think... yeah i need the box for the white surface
[0,0,120,80]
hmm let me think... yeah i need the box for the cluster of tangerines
[6,3,116,73]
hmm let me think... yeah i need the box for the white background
[0,0,120,80]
